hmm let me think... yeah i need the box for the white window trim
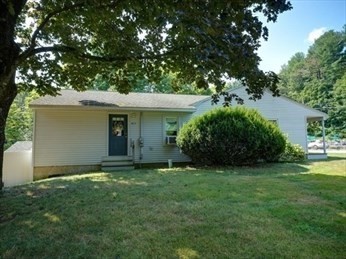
[163,116,179,145]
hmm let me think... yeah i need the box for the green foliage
[278,27,346,136]
[5,91,39,150]
[13,1,292,97]
[329,73,346,137]
[279,141,306,162]
[177,107,286,166]
[93,72,213,95]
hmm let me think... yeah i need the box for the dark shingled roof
[30,90,209,111]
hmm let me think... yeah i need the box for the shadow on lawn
[326,155,346,161]
[1,171,147,203]
[0,172,145,225]
[0,171,152,257]
[1,163,345,258]
[154,162,311,177]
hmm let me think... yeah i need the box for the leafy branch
[19,0,120,62]
[20,43,193,63]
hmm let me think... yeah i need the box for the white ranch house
[3,86,328,185]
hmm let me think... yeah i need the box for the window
[165,117,178,145]
[112,117,125,136]
[165,117,178,136]
[268,119,278,125]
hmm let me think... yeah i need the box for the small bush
[177,107,286,166]
[279,141,306,162]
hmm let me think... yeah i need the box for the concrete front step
[101,160,134,167]
[102,166,135,171]
[102,156,132,161]
[101,156,134,171]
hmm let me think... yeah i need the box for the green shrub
[177,107,286,166]
[279,141,306,162]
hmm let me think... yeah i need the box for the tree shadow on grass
[0,171,149,227]
[1,164,344,258]
[326,155,346,161]
[154,162,311,177]
[0,171,154,258]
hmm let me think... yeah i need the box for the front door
[109,114,128,156]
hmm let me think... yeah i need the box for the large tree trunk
[0,79,17,189]
[0,1,24,189]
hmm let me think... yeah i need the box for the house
[29,86,328,179]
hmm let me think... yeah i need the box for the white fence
[3,141,33,187]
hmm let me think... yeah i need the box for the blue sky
[258,0,346,73]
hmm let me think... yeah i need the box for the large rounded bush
[177,107,286,165]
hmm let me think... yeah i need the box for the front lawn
[1,155,345,258]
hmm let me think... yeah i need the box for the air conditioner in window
[166,136,177,145]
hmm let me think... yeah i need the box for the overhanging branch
[20,0,120,62]
[19,44,185,63]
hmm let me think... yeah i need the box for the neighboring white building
[29,87,328,179]
[3,141,33,187]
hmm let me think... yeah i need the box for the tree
[0,0,292,188]
[278,27,346,137]
[329,73,346,137]
[5,91,39,150]
[278,52,307,101]
[93,72,213,95]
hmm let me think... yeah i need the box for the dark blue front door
[109,115,128,156]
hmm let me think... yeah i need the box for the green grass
[1,154,345,258]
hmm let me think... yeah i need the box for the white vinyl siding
[140,112,191,163]
[34,110,107,166]
[33,110,142,166]
[194,87,325,152]
[127,112,140,159]
[33,109,191,166]
[231,88,311,151]
[33,87,326,168]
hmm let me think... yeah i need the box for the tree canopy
[278,27,346,137]
[92,72,213,95]
[0,0,292,188]
[12,1,291,96]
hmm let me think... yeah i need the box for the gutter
[29,105,196,113]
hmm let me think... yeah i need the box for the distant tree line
[278,26,346,138]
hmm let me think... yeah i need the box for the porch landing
[307,153,328,160]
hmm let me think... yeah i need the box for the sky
[257,0,346,73]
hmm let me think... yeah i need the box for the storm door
[109,115,128,156]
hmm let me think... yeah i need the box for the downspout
[322,119,326,154]
[31,110,36,180]
[139,112,143,168]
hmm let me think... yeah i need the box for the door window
[112,117,125,136]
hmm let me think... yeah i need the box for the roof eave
[29,104,196,113]
[262,89,329,120]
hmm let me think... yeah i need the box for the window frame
[268,119,279,125]
[164,116,179,145]
[165,117,178,136]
